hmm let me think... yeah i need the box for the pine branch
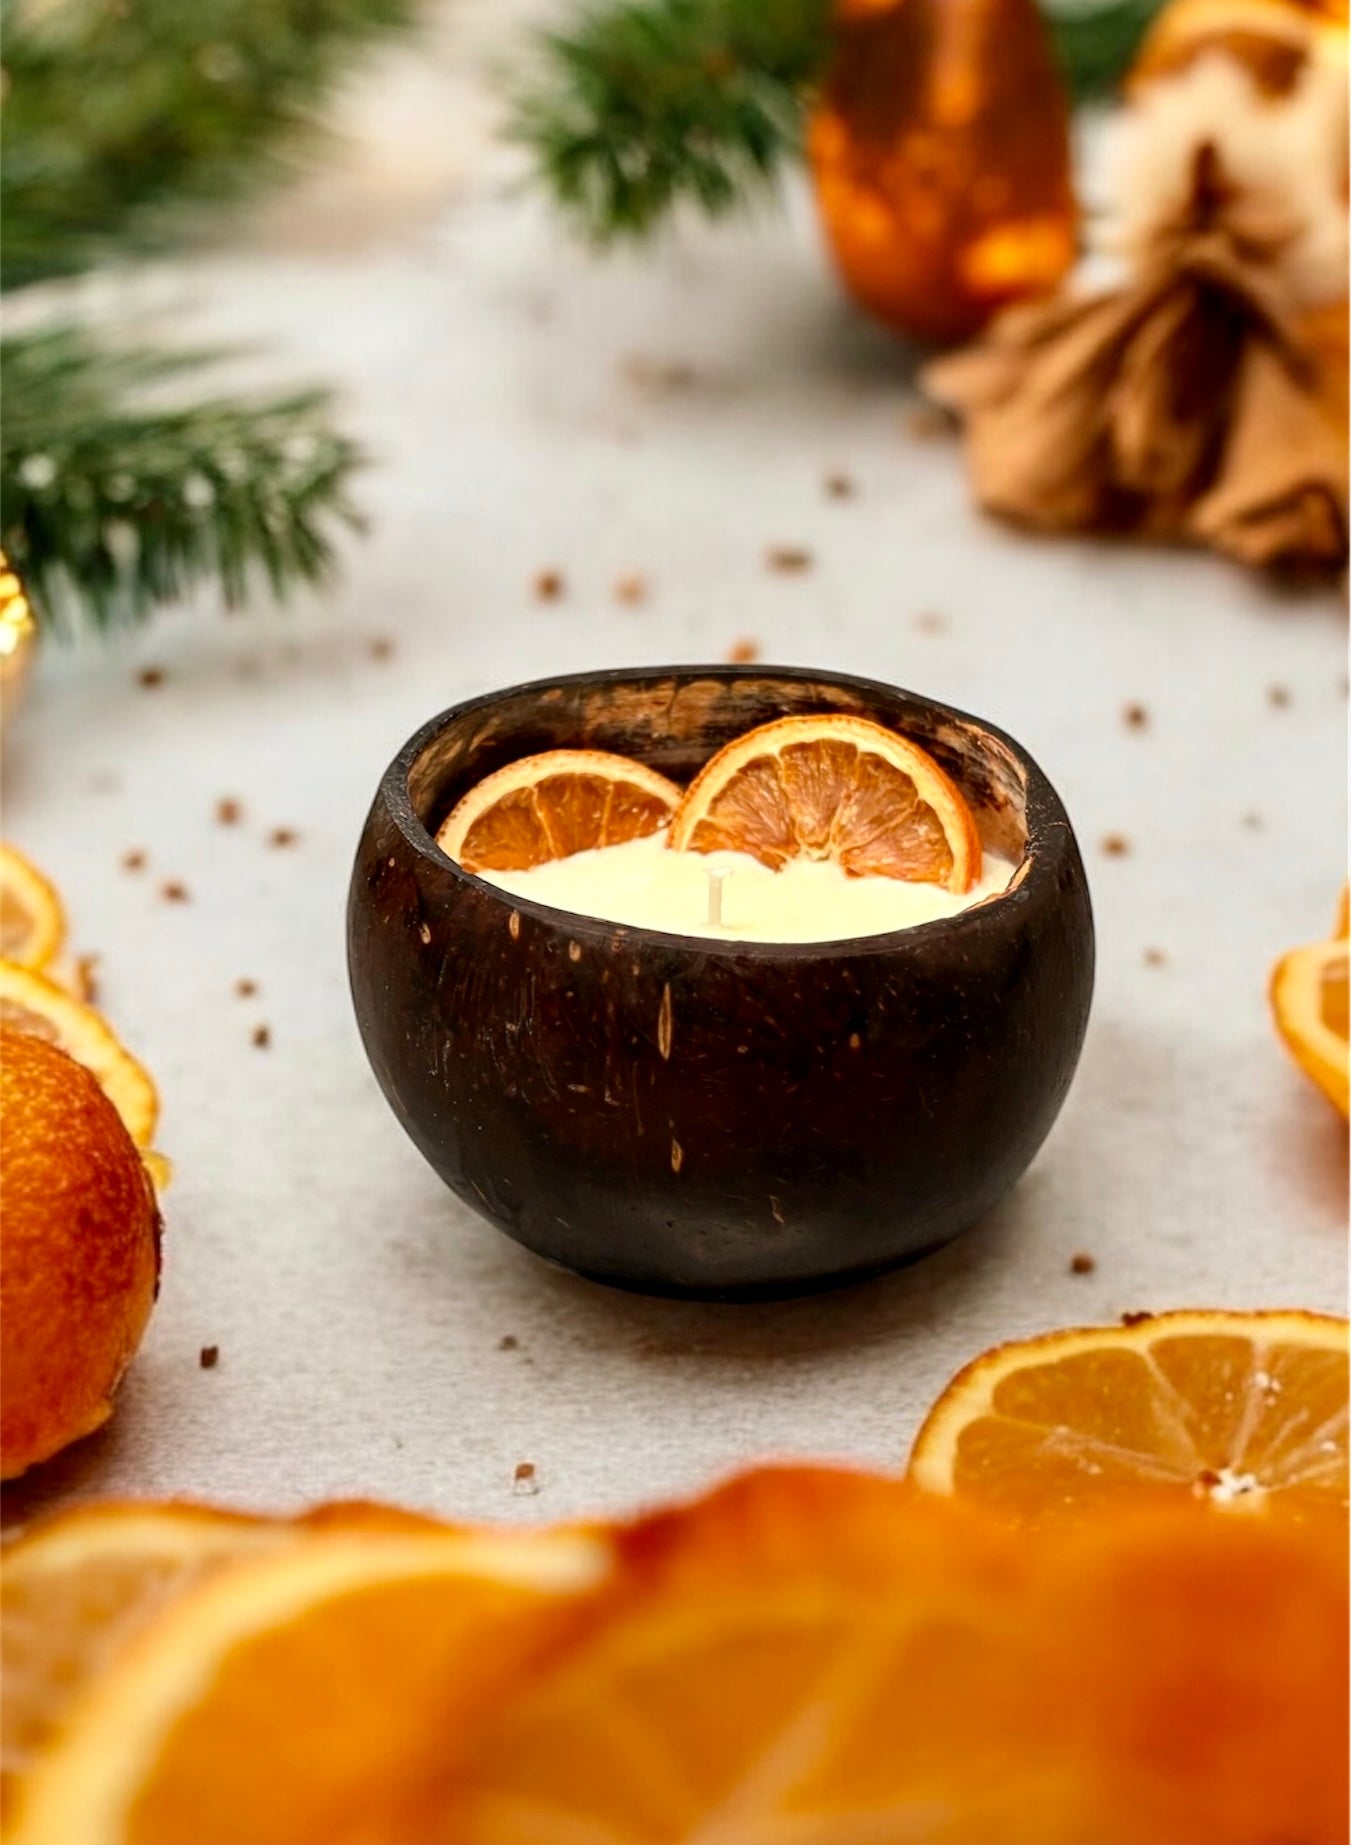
[509,0,1164,244]
[1,329,365,636]
[1,0,418,291]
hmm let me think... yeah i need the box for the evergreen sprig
[1,330,364,636]
[510,0,1163,245]
[2,0,418,292]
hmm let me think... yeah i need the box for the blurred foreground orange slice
[909,1309,1348,1521]
[437,750,682,874]
[669,714,982,890]
[0,847,64,971]
[0,961,157,1148]
[1271,887,1349,1116]
[11,1528,610,1845]
[440,1469,1346,1845]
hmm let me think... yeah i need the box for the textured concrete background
[5,2,1346,1527]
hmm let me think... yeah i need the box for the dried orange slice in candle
[0,846,64,971]
[12,1528,609,1845]
[1271,888,1349,1116]
[908,1309,1348,1523]
[668,714,982,891]
[0,960,158,1147]
[437,750,683,874]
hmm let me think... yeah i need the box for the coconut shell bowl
[348,665,1094,1300]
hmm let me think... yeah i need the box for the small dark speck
[914,611,947,635]
[1100,835,1130,858]
[1242,812,1263,831]
[268,827,298,849]
[498,1334,519,1352]
[765,546,813,574]
[251,1024,271,1049]
[368,636,396,661]
[1122,703,1148,729]
[215,797,243,826]
[235,977,258,998]
[512,1461,539,1496]
[614,573,648,606]
[533,569,565,601]
[1143,947,1167,967]
[137,666,166,689]
[199,1345,219,1369]
[122,849,147,873]
[1267,684,1291,708]
[1121,1310,1153,1327]
[726,638,760,664]
[903,403,950,441]
[1069,1252,1096,1275]
[161,880,190,903]
[823,471,856,500]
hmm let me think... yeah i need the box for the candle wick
[706,866,729,929]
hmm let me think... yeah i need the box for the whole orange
[1,1028,161,1479]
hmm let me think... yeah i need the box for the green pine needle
[1,330,365,636]
[509,0,1164,245]
[1,0,418,291]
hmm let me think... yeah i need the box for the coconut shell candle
[348,666,1094,1299]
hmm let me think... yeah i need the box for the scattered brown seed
[512,1461,539,1496]
[765,546,813,574]
[1069,1252,1097,1275]
[368,636,396,661]
[823,471,856,500]
[251,1024,271,1049]
[137,666,166,689]
[267,827,298,849]
[1267,684,1291,708]
[234,977,258,998]
[73,954,101,1003]
[726,638,761,664]
[913,611,948,635]
[121,849,147,873]
[199,1345,219,1370]
[622,354,695,395]
[1101,834,1131,858]
[215,797,243,826]
[1242,812,1263,830]
[1143,947,1168,968]
[161,880,190,903]
[903,403,949,441]
[613,573,648,606]
[1121,1310,1154,1327]
[533,569,565,601]
[498,1334,520,1352]
[1122,703,1149,729]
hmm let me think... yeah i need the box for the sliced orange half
[1272,893,1349,1116]
[437,750,683,874]
[908,1309,1349,1522]
[668,714,982,891]
[0,961,158,1148]
[11,1528,610,1845]
[0,846,65,972]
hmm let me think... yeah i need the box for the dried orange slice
[668,714,982,891]
[437,750,682,874]
[0,961,157,1147]
[1271,891,1349,1116]
[12,1527,609,1845]
[908,1309,1348,1522]
[0,846,64,972]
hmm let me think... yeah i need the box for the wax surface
[478,831,1020,943]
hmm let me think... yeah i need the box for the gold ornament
[0,550,37,727]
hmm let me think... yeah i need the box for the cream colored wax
[478,831,1018,944]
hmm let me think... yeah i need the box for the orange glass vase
[808,0,1077,345]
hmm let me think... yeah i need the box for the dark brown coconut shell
[348,666,1094,1299]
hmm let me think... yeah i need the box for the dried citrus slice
[0,961,157,1147]
[437,750,682,875]
[11,1528,609,1845]
[668,714,982,891]
[1271,895,1349,1116]
[908,1309,1348,1521]
[437,1470,1346,1845]
[0,846,64,971]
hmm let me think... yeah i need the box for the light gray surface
[4,11,1347,1527]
